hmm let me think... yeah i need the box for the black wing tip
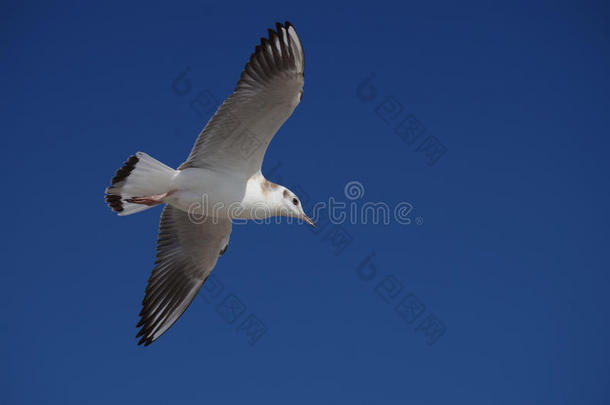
[137,335,153,346]
[137,330,153,345]
[259,21,300,51]
[275,21,293,30]
[272,22,295,37]
[135,320,154,346]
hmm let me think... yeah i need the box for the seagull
[105,21,312,346]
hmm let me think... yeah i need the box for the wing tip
[135,319,158,346]
[137,335,154,346]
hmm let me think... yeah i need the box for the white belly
[165,167,248,218]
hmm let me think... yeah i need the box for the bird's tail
[105,152,177,216]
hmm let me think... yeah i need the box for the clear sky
[2,1,609,404]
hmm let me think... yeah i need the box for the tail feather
[105,152,176,216]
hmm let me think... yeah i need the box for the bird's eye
[292,198,299,206]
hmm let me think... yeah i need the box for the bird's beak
[302,214,316,227]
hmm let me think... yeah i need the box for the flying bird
[105,22,312,345]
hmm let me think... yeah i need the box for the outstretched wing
[136,205,231,345]
[179,21,305,177]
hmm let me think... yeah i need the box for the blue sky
[2,1,609,404]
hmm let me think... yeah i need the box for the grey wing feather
[179,21,305,176]
[136,205,231,345]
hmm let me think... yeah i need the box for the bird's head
[276,186,315,226]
